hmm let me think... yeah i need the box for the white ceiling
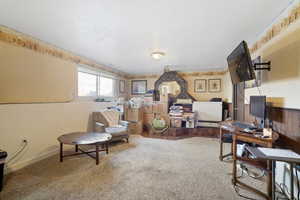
[0,0,294,75]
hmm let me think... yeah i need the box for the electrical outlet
[21,138,28,144]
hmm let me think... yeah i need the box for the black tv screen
[227,41,256,84]
[250,96,266,119]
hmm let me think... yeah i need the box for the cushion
[105,126,127,134]
[222,134,244,144]
[101,110,119,127]
[105,127,128,138]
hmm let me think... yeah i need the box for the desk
[220,121,279,200]
[246,146,300,200]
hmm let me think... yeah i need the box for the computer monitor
[250,96,266,127]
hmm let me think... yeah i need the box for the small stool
[0,150,8,192]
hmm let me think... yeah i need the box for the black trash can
[0,150,7,192]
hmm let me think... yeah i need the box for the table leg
[291,163,294,200]
[60,142,63,162]
[96,144,99,165]
[75,144,78,152]
[267,160,272,199]
[272,160,276,200]
[0,163,4,192]
[106,142,109,154]
[232,134,237,185]
[219,128,223,161]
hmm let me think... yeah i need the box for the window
[78,72,97,96]
[99,76,114,97]
[77,67,116,98]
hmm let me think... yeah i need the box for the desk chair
[219,129,246,161]
[219,121,255,161]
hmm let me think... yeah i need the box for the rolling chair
[219,130,245,161]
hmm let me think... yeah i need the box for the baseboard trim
[4,148,59,174]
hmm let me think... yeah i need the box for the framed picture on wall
[194,79,206,93]
[131,80,147,95]
[208,79,221,93]
[119,80,125,93]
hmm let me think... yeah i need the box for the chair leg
[60,142,63,162]
[96,145,99,165]
[0,163,4,192]
[232,135,237,185]
[219,128,224,161]
[105,143,109,154]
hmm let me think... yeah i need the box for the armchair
[93,110,129,143]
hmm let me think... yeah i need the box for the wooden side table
[57,132,112,165]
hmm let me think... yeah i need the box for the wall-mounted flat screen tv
[227,41,256,84]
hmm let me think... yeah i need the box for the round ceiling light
[151,51,165,60]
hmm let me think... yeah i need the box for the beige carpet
[0,136,266,200]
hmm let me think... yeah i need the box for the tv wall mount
[253,61,271,71]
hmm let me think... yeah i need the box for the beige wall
[0,101,114,172]
[0,40,121,173]
[223,71,233,102]
[245,20,300,108]
[128,71,231,102]
[0,41,76,103]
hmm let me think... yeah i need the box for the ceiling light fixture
[151,51,165,60]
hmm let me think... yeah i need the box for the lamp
[151,51,165,60]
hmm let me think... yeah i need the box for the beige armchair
[93,110,129,143]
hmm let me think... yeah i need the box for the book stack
[169,105,183,128]
[169,105,183,117]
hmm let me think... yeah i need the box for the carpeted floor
[0,136,266,200]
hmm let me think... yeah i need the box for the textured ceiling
[0,0,294,74]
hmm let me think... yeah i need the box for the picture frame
[208,79,221,93]
[119,80,125,93]
[245,56,262,89]
[194,79,207,93]
[131,80,147,95]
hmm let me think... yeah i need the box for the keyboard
[232,121,256,130]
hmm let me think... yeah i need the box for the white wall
[0,101,115,173]
[245,19,300,109]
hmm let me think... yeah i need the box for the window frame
[99,75,116,97]
[77,66,118,100]
[77,71,99,97]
